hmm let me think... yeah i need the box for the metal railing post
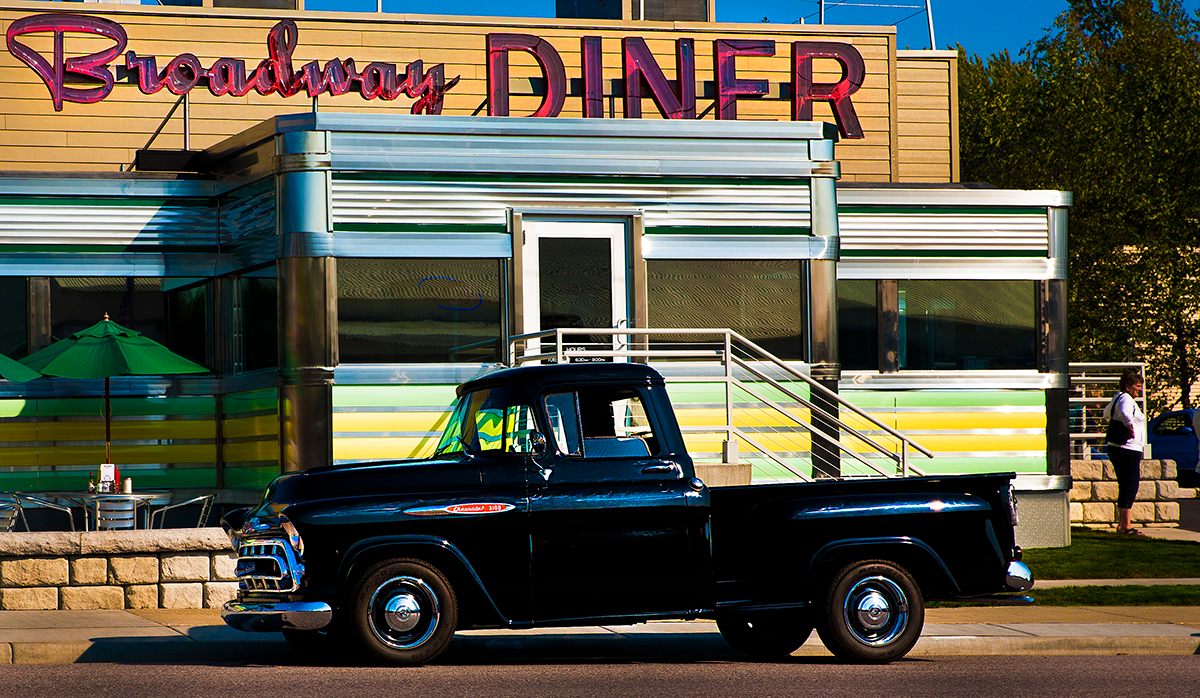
[901,440,908,477]
[183,93,191,151]
[556,328,564,364]
[723,332,737,464]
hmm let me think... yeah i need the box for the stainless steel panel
[301,112,832,142]
[0,253,231,278]
[839,187,1072,208]
[333,233,512,258]
[324,114,831,179]
[837,257,1064,281]
[0,177,216,198]
[642,235,835,260]
[333,363,501,385]
[840,370,1068,390]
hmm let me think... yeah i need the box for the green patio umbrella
[21,314,208,463]
[0,352,41,383]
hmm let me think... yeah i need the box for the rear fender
[809,536,961,596]
[339,535,509,626]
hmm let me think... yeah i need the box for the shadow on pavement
[70,630,848,667]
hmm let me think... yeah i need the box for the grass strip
[1022,527,1200,580]
[930,584,1200,607]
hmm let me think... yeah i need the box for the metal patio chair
[13,494,76,532]
[0,498,23,532]
[88,494,145,531]
[150,494,215,528]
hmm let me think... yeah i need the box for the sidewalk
[1,605,1197,664]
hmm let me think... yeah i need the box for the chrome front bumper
[1006,560,1034,592]
[222,600,332,632]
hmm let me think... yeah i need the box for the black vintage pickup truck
[222,363,1032,664]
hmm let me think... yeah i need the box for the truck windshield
[435,388,538,456]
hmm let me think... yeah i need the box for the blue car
[1148,409,1200,485]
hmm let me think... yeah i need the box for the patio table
[34,491,172,530]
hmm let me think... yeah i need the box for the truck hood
[261,456,483,507]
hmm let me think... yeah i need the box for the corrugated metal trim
[331,179,812,231]
[0,203,218,248]
[839,213,1049,252]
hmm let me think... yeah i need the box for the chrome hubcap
[367,576,439,650]
[383,593,422,632]
[855,591,891,631]
[843,575,909,647]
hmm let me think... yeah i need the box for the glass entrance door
[519,218,630,361]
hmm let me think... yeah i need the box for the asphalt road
[3,655,1196,697]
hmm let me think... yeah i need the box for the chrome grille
[236,538,303,593]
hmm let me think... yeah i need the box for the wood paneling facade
[0,2,956,181]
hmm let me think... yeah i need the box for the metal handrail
[509,327,934,478]
[731,375,903,478]
[729,355,912,468]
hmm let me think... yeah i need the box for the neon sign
[5,14,459,113]
[5,13,866,137]
[487,33,866,138]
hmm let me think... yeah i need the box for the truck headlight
[280,519,305,557]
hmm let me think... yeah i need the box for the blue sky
[302,1,1200,57]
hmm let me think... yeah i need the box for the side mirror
[531,431,548,457]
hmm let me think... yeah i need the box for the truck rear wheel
[717,611,813,658]
[816,560,924,663]
[351,558,458,666]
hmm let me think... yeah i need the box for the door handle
[641,464,678,475]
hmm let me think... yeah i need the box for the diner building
[0,2,1070,542]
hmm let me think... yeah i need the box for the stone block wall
[0,529,237,611]
[1069,459,1193,528]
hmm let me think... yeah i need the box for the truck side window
[544,387,659,458]
[436,389,537,455]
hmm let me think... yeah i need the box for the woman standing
[1103,368,1146,535]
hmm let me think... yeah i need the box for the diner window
[0,278,26,358]
[337,258,503,363]
[239,268,278,372]
[50,277,167,343]
[647,260,806,360]
[898,280,1036,370]
[838,279,877,370]
[166,281,211,368]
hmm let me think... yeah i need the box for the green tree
[959,0,1200,409]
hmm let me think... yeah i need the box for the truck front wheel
[351,558,458,666]
[816,560,924,663]
[717,611,813,658]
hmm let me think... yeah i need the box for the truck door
[529,384,700,621]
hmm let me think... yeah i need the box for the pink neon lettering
[5,14,127,112]
[623,37,695,119]
[714,39,774,120]
[486,33,566,117]
[791,41,865,138]
[581,36,604,118]
[2,15,455,113]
